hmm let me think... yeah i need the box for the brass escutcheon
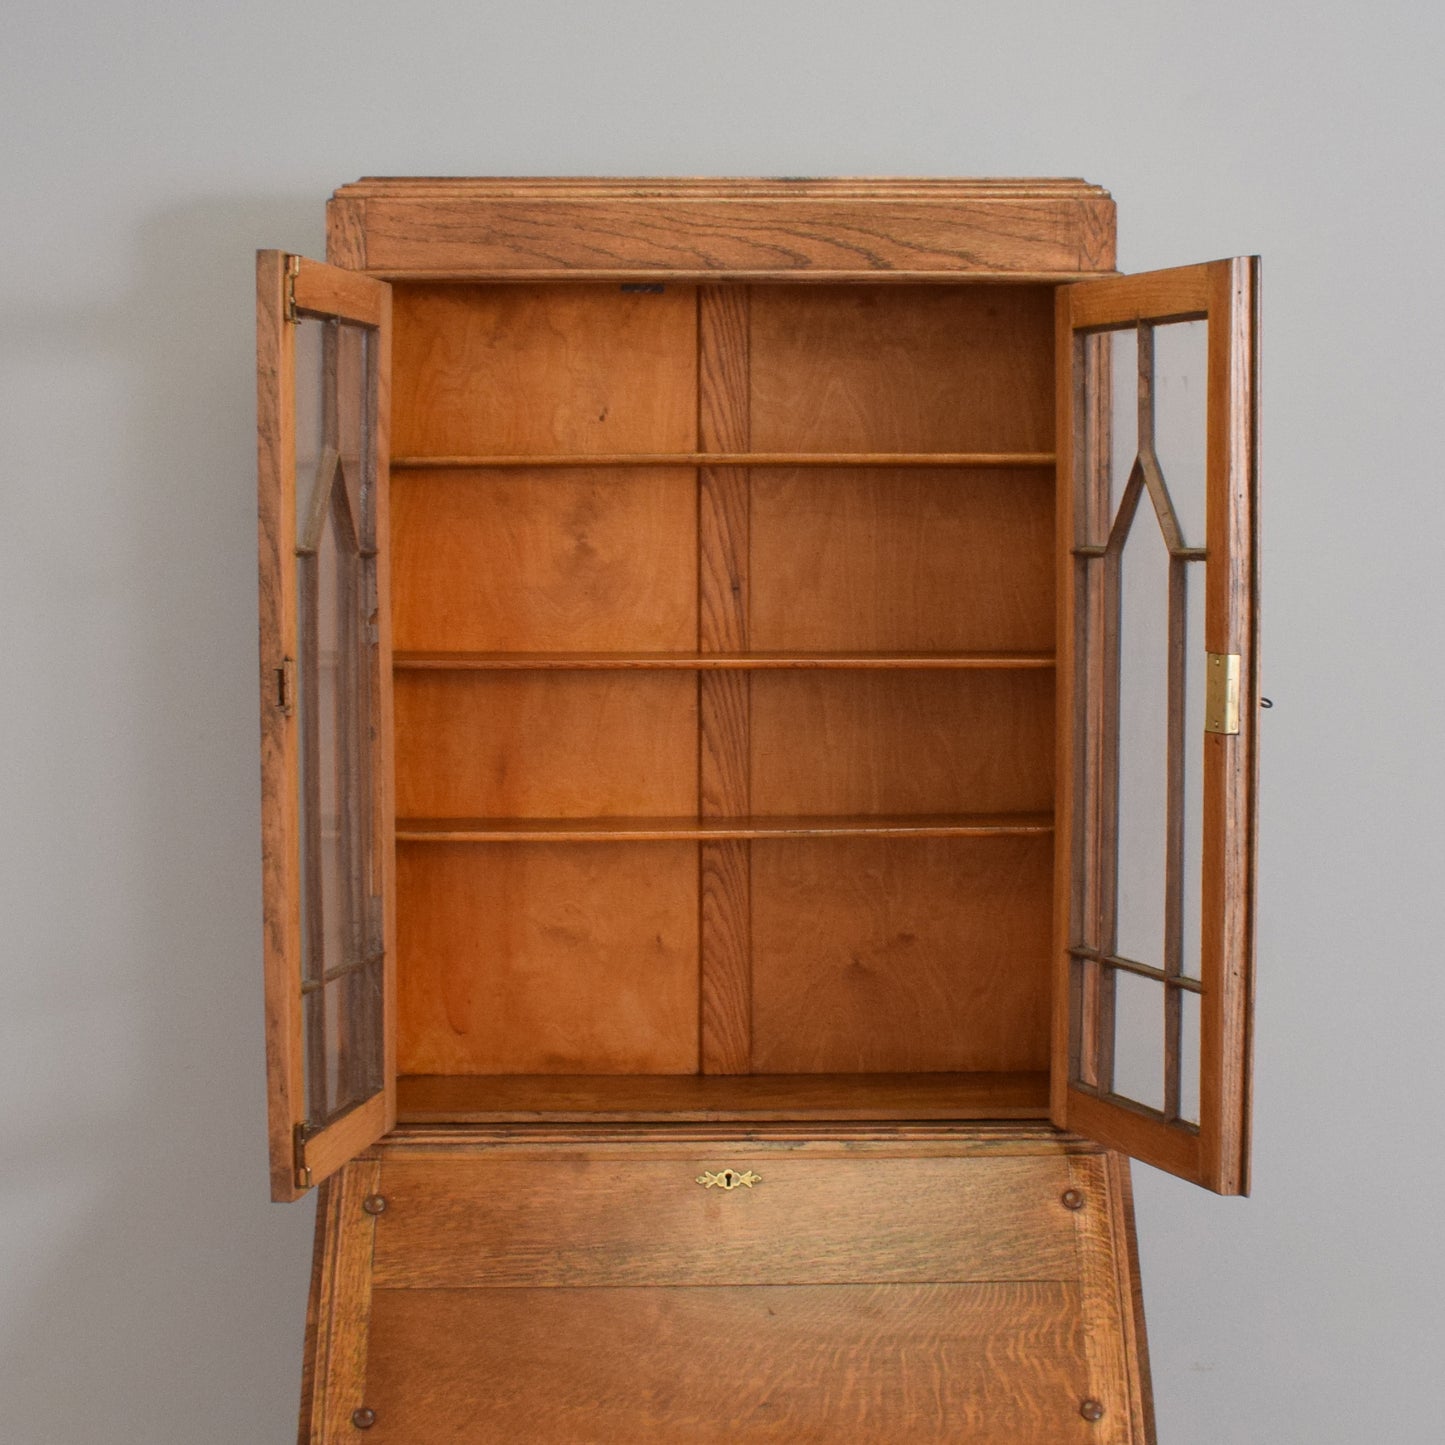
[696,1168,762,1190]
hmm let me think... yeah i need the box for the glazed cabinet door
[257,252,395,1201]
[1053,259,1259,1194]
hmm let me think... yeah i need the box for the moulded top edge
[332,176,1114,202]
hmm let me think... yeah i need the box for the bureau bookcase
[256,179,1259,1443]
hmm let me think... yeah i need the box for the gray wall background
[3,3,1440,1440]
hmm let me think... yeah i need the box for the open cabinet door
[257,252,395,1201]
[1054,259,1259,1195]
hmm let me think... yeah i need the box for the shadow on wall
[0,198,326,1445]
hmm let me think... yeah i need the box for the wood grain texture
[1065,1089,1200,1182]
[394,812,1053,843]
[297,1159,380,1445]
[394,450,1056,467]
[699,837,750,1072]
[371,1152,1078,1288]
[257,249,305,1201]
[750,285,1055,452]
[393,649,1057,670]
[1067,1153,1137,1445]
[1106,1152,1158,1444]
[750,466,1055,651]
[1055,260,1258,1194]
[393,1071,1052,1123]
[257,252,395,1201]
[696,285,753,1074]
[362,1283,1100,1444]
[395,842,698,1075]
[330,176,1117,280]
[325,197,366,270]
[390,283,696,457]
[393,671,697,818]
[390,466,696,652]
[751,837,1053,1073]
[291,262,384,327]
[750,669,1055,815]
[1199,257,1259,1195]
[301,1126,1149,1444]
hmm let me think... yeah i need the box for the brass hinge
[284,254,301,325]
[1204,652,1242,735]
[293,1123,314,1191]
[275,656,295,715]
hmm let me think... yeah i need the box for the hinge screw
[1080,1399,1105,1422]
[351,1406,377,1429]
[1061,1188,1085,1210]
[362,1195,387,1216]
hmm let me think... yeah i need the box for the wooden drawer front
[371,1152,1078,1288]
[364,1282,1097,1445]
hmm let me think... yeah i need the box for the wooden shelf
[396,813,1054,843]
[391,451,1056,469]
[394,650,1056,672]
[395,1072,1052,1124]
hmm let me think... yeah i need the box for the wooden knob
[351,1406,377,1429]
[1080,1399,1105,1422]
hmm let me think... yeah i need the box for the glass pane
[1153,320,1208,548]
[1114,505,1171,965]
[332,323,373,551]
[1108,326,1138,522]
[294,317,327,540]
[1181,564,1206,980]
[1073,310,1217,1110]
[292,310,381,1131]
[1179,987,1201,1126]
[303,987,327,1121]
[1111,970,1165,1112]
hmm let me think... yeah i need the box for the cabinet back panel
[750,466,1054,652]
[391,466,697,652]
[394,671,697,818]
[397,842,699,1074]
[751,836,1052,1073]
[391,283,698,456]
[749,285,1054,452]
[750,670,1055,816]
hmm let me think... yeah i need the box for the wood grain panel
[697,285,754,1075]
[699,837,750,1072]
[396,843,698,1074]
[299,1161,380,1445]
[333,176,1116,280]
[750,467,1055,651]
[750,285,1055,452]
[391,283,697,456]
[362,1283,1100,1444]
[752,837,1053,1073]
[372,1152,1077,1288]
[393,671,696,818]
[390,466,696,652]
[750,670,1054,816]
[393,1071,1051,1123]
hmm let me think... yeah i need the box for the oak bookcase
[256,178,1259,1443]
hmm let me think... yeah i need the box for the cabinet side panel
[1067,1152,1155,1444]
[299,1160,380,1445]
